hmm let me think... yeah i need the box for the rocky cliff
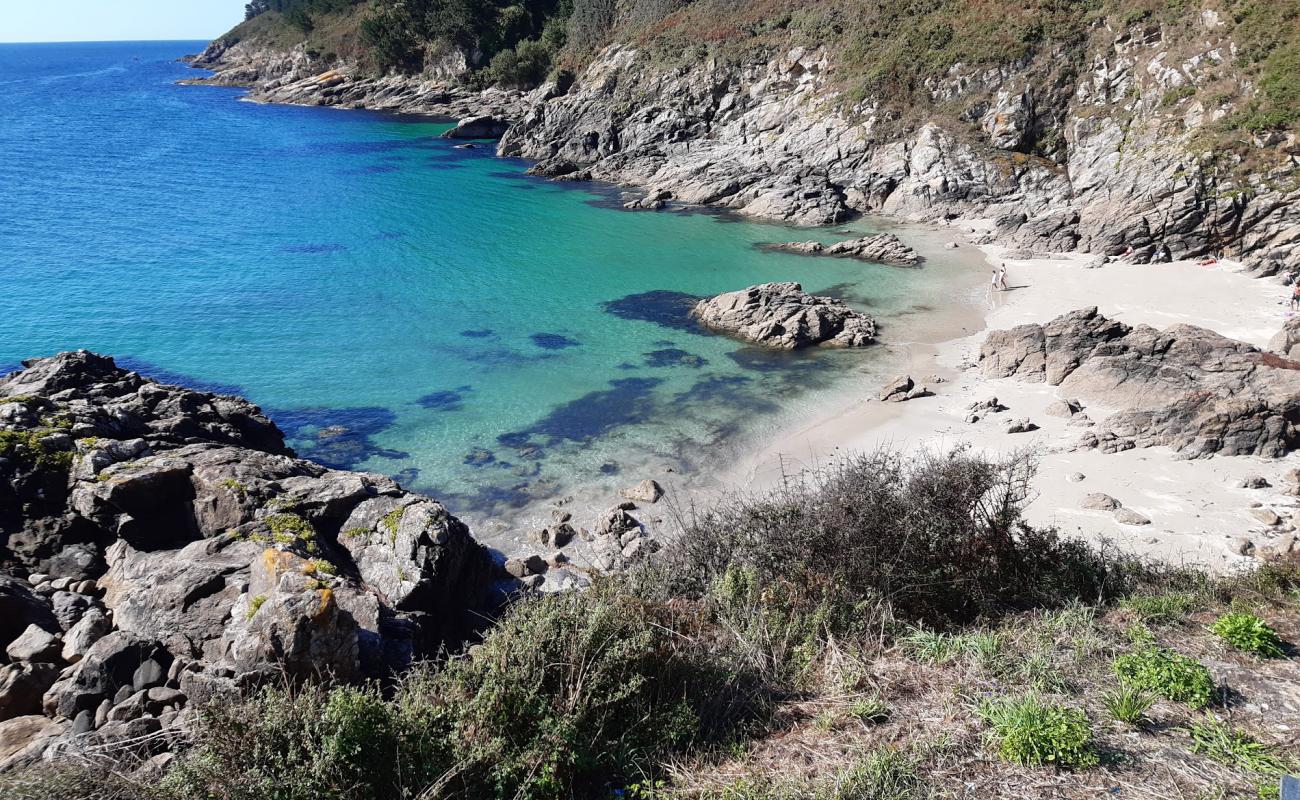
[0,352,493,768]
[189,4,1299,275]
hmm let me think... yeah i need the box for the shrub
[654,449,1140,628]
[977,695,1098,769]
[1113,646,1215,709]
[1102,684,1154,726]
[1210,612,1285,658]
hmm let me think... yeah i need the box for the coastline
[727,232,1297,570]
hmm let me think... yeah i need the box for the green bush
[1113,646,1215,709]
[1210,612,1285,658]
[977,695,1099,769]
[164,583,763,800]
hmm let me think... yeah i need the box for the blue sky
[3,1,247,43]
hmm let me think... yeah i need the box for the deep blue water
[0,41,965,527]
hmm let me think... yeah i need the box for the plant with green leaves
[1101,684,1154,726]
[1210,612,1285,658]
[1187,715,1291,778]
[976,695,1098,769]
[1113,646,1215,709]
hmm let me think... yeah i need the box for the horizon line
[0,37,215,45]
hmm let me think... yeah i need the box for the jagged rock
[768,233,923,266]
[0,663,61,721]
[594,508,639,536]
[619,479,663,504]
[1268,317,1300,360]
[1236,475,1271,489]
[1006,418,1038,434]
[61,609,111,664]
[1068,472,1087,482]
[1081,493,1122,511]
[442,115,511,139]
[0,577,59,655]
[980,308,1300,457]
[1113,508,1151,526]
[878,375,914,402]
[5,625,62,664]
[691,283,876,350]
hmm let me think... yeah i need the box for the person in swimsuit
[1291,283,1300,311]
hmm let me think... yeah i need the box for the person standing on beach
[991,268,1002,292]
[1291,283,1300,311]
[997,263,1009,290]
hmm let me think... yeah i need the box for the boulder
[1113,508,1151,526]
[0,577,59,654]
[61,609,111,664]
[1268,316,1300,360]
[594,508,639,536]
[42,632,171,719]
[878,375,914,402]
[691,283,876,349]
[768,233,923,266]
[0,663,61,721]
[619,479,664,504]
[441,114,510,139]
[1080,493,1121,511]
[980,308,1300,457]
[5,625,62,664]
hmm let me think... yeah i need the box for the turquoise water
[0,41,967,526]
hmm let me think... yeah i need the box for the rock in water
[691,283,876,350]
[441,114,510,139]
[979,308,1300,458]
[767,233,923,266]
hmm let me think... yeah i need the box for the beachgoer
[997,263,1009,290]
[991,269,1001,292]
[1291,284,1300,311]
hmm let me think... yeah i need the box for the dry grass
[658,594,1300,800]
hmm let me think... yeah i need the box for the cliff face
[189,5,1299,272]
[500,31,1297,271]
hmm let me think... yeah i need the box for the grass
[976,695,1099,769]
[1102,684,1154,726]
[1186,716,1291,776]
[1121,590,1206,625]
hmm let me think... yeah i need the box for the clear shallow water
[0,41,969,528]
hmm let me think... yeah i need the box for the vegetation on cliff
[6,450,1297,799]
[223,0,1297,140]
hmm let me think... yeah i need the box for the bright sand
[727,235,1300,570]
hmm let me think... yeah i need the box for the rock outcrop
[691,283,876,350]
[979,308,1300,457]
[0,352,493,766]
[188,14,1298,274]
[768,233,923,266]
[442,115,511,140]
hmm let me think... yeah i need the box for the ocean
[0,40,974,532]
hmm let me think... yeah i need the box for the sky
[2,1,248,43]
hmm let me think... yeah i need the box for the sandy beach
[731,235,1299,570]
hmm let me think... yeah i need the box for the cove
[0,40,973,531]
